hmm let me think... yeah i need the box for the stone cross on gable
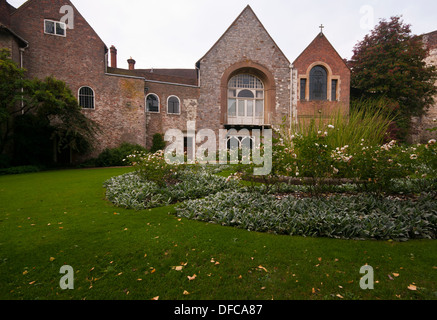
[319,24,324,33]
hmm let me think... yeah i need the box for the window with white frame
[146,94,160,113]
[167,96,180,114]
[44,19,67,37]
[227,74,264,125]
[78,86,95,109]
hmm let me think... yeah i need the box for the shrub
[175,190,437,241]
[94,143,147,167]
[150,133,166,153]
[103,166,241,210]
[0,165,42,175]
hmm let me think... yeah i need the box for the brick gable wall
[293,33,350,124]
[9,0,148,158]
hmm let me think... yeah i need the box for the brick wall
[10,0,147,158]
[293,33,350,123]
[144,81,199,148]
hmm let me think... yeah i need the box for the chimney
[110,45,117,68]
[127,57,136,70]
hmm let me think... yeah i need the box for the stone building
[410,30,437,143]
[1,0,352,161]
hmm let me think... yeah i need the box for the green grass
[0,168,436,300]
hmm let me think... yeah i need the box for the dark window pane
[331,79,338,101]
[237,89,254,98]
[79,87,94,109]
[147,94,159,112]
[45,21,55,34]
[168,97,180,114]
[56,22,66,36]
[300,79,306,100]
[309,66,327,101]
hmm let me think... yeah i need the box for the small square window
[44,20,66,37]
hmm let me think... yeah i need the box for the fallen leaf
[336,294,344,299]
[173,266,183,271]
[392,273,399,277]
[151,296,159,300]
[49,257,55,262]
[183,290,190,295]
[151,268,156,274]
[23,270,28,275]
[29,281,35,285]
[407,284,417,291]
[318,257,322,262]
[187,274,197,281]
[258,265,268,272]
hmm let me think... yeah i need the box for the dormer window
[44,20,66,37]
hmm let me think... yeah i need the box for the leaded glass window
[227,74,264,125]
[309,66,327,101]
[167,96,180,114]
[331,79,338,101]
[146,94,159,113]
[79,87,95,109]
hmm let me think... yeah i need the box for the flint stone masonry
[198,6,291,133]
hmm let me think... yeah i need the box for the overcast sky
[7,0,437,69]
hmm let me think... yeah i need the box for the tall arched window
[309,66,327,101]
[78,86,95,109]
[227,74,264,125]
[146,94,160,113]
[167,96,180,114]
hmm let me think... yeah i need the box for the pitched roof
[293,32,349,69]
[197,5,290,65]
[107,67,198,86]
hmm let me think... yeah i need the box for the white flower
[428,139,436,145]
[410,154,418,160]
[328,125,335,129]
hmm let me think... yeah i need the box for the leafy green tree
[0,48,30,154]
[0,48,99,164]
[349,16,437,141]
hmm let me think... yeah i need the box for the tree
[0,48,30,154]
[349,16,437,141]
[0,48,99,165]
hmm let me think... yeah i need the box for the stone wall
[197,6,291,134]
[410,31,437,143]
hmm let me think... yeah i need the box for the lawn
[0,167,436,300]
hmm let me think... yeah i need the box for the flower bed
[175,189,437,241]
